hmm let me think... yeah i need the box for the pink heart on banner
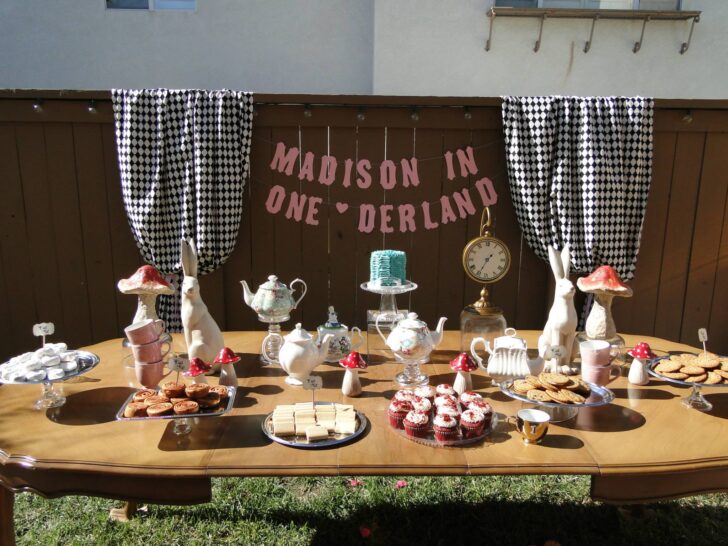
[335,202,349,214]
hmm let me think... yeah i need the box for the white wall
[373,0,726,98]
[0,0,724,98]
[0,0,375,93]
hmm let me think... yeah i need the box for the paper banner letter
[421,201,439,230]
[356,159,372,189]
[305,196,323,226]
[342,158,354,187]
[265,185,286,214]
[474,176,498,206]
[452,188,476,219]
[440,195,457,224]
[285,191,307,222]
[444,151,456,181]
[298,151,315,182]
[380,160,396,190]
[398,204,416,232]
[401,158,420,188]
[380,204,394,233]
[319,155,337,186]
[270,142,299,176]
[358,204,376,233]
[456,146,478,177]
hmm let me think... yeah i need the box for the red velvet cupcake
[435,383,456,397]
[414,385,436,403]
[467,400,494,428]
[403,410,429,438]
[388,399,413,429]
[459,391,483,407]
[433,413,459,442]
[411,395,432,414]
[460,409,486,439]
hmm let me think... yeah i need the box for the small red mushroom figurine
[184,357,212,384]
[214,347,240,388]
[627,342,656,386]
[339,352,367,397]
[450,352,478,395]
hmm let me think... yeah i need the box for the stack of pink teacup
[124,319,171,388]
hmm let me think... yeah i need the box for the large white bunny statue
[538,245,578,375]
[180,238,225,374]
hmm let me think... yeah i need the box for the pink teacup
[131,339,170,363]
[125,319,165,345]
[580,340,619,386]
[134,359,171,389]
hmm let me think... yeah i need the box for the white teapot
[272,323,333,386]
[471,328,544,383]
[376,312,447,363]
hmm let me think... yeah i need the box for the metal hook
[534,14,547,53]
[584,16,598,54]
[633,16,650,54]
[486,8,495,52]
[680,15,699,54]
[479,207,492,236]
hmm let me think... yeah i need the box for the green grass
[14,475,728,545]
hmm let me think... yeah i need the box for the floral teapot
[240,275,307,322]
[317,306,363,363]
[471,328,544,383]
[271,323,333,386]
[376,312,447,363]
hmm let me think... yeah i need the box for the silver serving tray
[648,356,728,388]
[499,380,615,408]
[116,386,236,421]
[389,412,499,448]
[261,402,367,449]
[0,350,101,385]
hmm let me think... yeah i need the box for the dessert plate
[261,404,367,449]
[116,386,236,421]
[389,412,499,448]
[499,380,614,422]
[648,355,728,412]
[0,350,100,385]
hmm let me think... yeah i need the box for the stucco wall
[0,0,724,98]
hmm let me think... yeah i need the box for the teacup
[125,319,166,345]
[514,408,550,444]
[131,339,171,363]
[580,340,620,386]
[134,359,171,389]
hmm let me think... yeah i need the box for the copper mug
[513,408,550,445]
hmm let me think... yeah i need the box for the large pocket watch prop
[240,274,307,365]
[271,323,333,386]
[376,312,447,388]
[317,306,364,363]
[470,328,544,384]
[460,207,508,353]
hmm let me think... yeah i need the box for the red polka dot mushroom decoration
[577,265,633,341]
[339,351,367,397]
[450,352,479,395]
[214,347,240,388]
[184,357,212,384]
[627,342,656,386]
[118,265,174,325]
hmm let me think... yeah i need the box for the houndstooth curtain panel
[112,89,254,331]
[502,96,653,281]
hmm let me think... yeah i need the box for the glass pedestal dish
[361,281,417,361]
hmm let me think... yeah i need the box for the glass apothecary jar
[460,306,507,353]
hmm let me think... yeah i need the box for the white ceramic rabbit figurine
[538,245,578,375]
[180,238,225,374]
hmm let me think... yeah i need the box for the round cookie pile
[653,353,728,385]
[123,383,230,418]
[508,373,591,405]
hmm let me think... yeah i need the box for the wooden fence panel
[1,98,728,361]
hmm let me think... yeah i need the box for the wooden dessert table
[2,331,728,545]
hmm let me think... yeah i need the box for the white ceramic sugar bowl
[316,306,363,363]
[471,328,544,383]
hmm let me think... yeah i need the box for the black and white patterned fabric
[502,96,653,281]
[112,89,254,330]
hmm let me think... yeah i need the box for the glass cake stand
[360,281,418,359]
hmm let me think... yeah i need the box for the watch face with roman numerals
[463,236,511,283]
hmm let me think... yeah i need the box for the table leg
[1,484,15,546]
[109,501,138,523]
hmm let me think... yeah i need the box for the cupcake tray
[115,386,236,421]
[261,403,368,449]
[0,351,101,385]
[389,413,499,448]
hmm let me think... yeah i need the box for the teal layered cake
[370,250,407,286]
